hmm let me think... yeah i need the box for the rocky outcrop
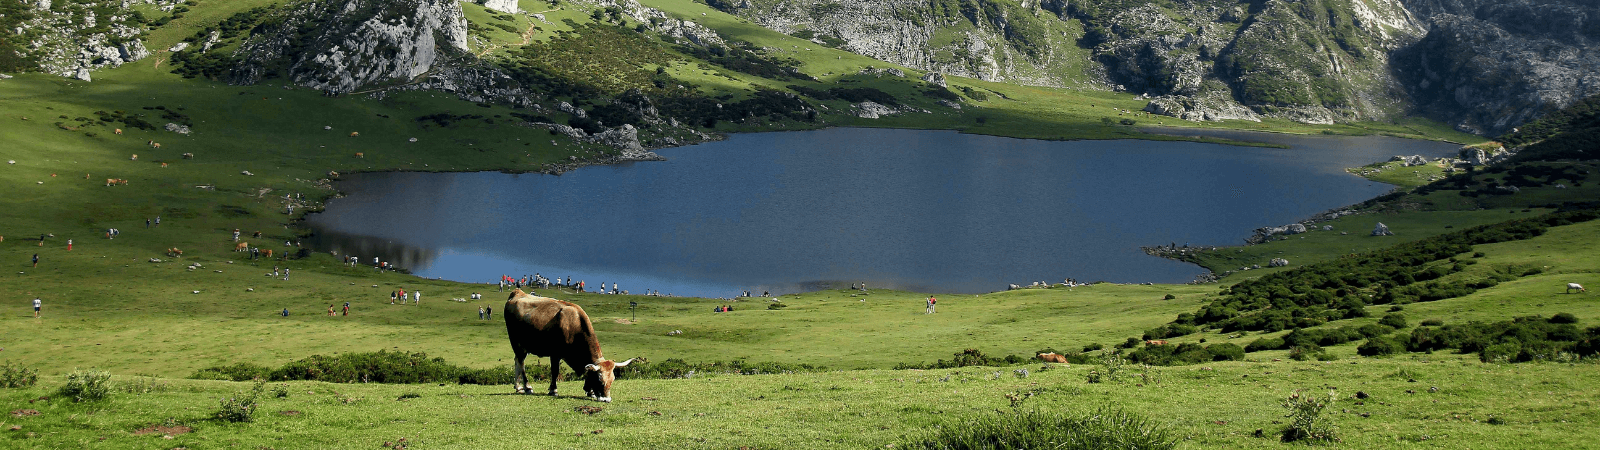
[20,0,152,79]
[1372,222,1394,236]
[1143,91,1261,122]
[1268,258,1289,268]
[230,0,469,94]
[1394,0,1600,135]
[478,0,518,14]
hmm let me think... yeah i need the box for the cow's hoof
[598,396,612,403]
[547,390,558,396]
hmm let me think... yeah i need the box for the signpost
[630,301,637,321]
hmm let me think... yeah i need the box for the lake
[304,127,1459,297]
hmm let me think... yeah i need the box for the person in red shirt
[926,296,937,314]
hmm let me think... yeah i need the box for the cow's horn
[584,364,599,372]
[614,358,635,367]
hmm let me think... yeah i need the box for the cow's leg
[512,351,528,394]
[547,357,561,396]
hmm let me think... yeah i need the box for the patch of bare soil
[133,424,192,436]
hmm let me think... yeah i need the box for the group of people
[327,302,350,316]
[713,305,734,313]
[478,305,494,320]
[390,288,420,304]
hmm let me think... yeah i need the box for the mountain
[713,0,1600,134]
[2,0,1594,137]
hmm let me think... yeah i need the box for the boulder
[165,123,192,135]
[921,71,947,88]
[479,0,518,13]
[853,101,895,119]
[1268,258,1289,267]
[1390,154,1428,166]
[1372,222,1394,236]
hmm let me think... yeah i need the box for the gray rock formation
[1395,0,1600,135]
[230,0,469,94]
[479,0,518,14]
[1143,91,1261,122]
[1268,258,1289,268]
[23,0,152,80]
[853,101,895,119]
[1391,155,1429,166]
[164,123,192,135]
[921,71,947,88]
[1373,222,1394,236]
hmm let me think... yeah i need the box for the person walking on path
[926,296,937,314]
[33,297,41,318]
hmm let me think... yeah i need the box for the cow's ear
[584,364,599,373]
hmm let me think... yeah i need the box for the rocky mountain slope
[714,0,1600,133]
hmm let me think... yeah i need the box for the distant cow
[150,142,160,149]
[354,152,364,158]
[130,154,138,161]
[1037,352,1069,364]
[1145,340,1168,346]
[1571,283,1588,294]
[160,162,168,168]
[349,131,360,137]
[504,289,635,402]
[235,242,249,252]
[113,128,123,135]
[182,153,194,159]
[264,249,273,259]
[166,248,182,257]
[104,178,127,186]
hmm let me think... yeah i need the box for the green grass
[3,1,1599,447]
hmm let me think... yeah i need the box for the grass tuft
[906,406,1177,450]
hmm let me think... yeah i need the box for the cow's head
[582,358,634,402]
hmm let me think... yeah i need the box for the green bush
[0,362,39,388]
[1280,390,1339,442]
[904,406,1176,450]
[1378,313,1408,329]
[1357,337,1404,356]
[189,362,272,381]
[215,380,264,423]
[1244,337,1283,353]
[58,369,113,402]
[1419,318,1444,327]
[767,302,788,310]
[1206,343,1246,361]
[1550,313,1579,324]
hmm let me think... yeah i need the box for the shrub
[215,380,264,422]
[0,362,39,388]
[1357,337,1404,356]
[1163,294,1176,300]
[1280,390,1339,442]
[1550,313,1579,324]
[190,362,272,382]
[1081,343,1104,352]
[1420,318,1444,327]
[1117,337,1142,349]
[767,302,788,310]
[59,369,113,402]
[1244,337,1283,353]
[1206,343,1246,361]
[121,375,172,394]
[904,406,1176,450]
[456,366,515,385]
[1287,345,1324,361]
[272,351,463,383]
[1378,313,1408,329]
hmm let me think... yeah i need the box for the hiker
[343,302,350,316]
[328,305,335,316]
[485,305,492,320]
[414,290,421,304]
[32,253,39,268]
[66,239,71,251]
[926,296,937,314]
[33,297,41,318]
[478,306,485,320]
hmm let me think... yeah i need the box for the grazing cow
[113,128,122,135]
[1037,352,1069,364]
[1570,283,1588,294]
[328,171,339,178]
[1145,340,1168,346]
[131,154,138,161]
[105,178,127,186]
[349,131,360,137]
[355,152,364,158]
[151,142,160,149]
[160,162,168,168]
[166,248,182,257]
[504,289,635,402]
[235,242,249,252]
[264,249,273,259]
[182,153,194,159]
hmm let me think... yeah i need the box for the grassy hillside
[2,1,1597,448]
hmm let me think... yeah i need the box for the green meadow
[2,0,1598,448]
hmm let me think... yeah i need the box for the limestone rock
[479,0,518,14]
[920,71,946,88]
[231,0,470,94]
[1391,154,1429,166]
[1145,91,1261,122]
[1268,258,1289,268]
[164,123,192,135]
[853,101,895,119]
[1372,222,1394,236]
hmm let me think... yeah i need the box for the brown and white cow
[1037,352,1069,364]
[504,289,634,402]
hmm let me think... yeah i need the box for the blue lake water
[304,127,1459,297]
